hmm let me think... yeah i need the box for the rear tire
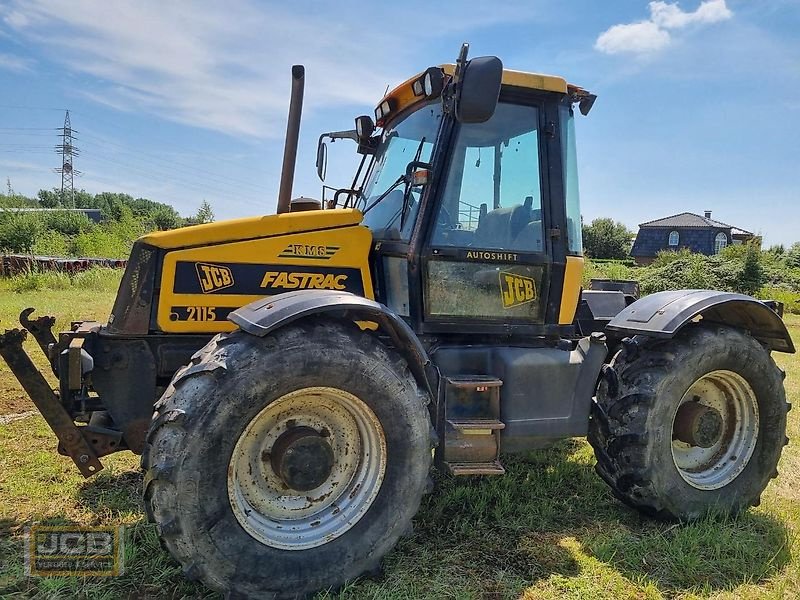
[589,324,788,520]
[142,319,433,599]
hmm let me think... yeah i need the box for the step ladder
[443,376,505,475]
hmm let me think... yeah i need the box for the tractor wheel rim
[228,386,387,550]
[671,370,759,490]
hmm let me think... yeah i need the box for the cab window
[360,103,442,241]
[431,103,544,253]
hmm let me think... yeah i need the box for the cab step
[446,461,506,476]
[447,419,505,433]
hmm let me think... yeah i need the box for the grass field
[1,278,798,599]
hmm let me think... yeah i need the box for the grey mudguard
[606,289,795,353]
[228,290,434,394]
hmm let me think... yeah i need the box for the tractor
[0,45,793,599]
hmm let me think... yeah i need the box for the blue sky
[0,0,797,245]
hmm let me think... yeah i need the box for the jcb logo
[196,263,234,293]
[499,271,537,308]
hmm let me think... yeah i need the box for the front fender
[228,290,435,395]
[606,289,795,353]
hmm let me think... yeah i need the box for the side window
[431,104,544,253]
[560,105,582,254]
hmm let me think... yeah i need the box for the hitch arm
[0,329,103,477]
[19,308,57,358]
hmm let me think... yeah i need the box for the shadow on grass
[354,439,792,598]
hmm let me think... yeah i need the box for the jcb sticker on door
[499,271,537,308]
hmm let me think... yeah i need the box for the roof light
[423,72,433,96]
[412,79,424,96]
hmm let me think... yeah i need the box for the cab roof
[376,63,589,127]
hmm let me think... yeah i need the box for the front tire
[142,319,433,598]
[589,324,789,520]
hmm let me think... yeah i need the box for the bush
[9,270,72,292]
[757,287,800,315]
[639,252,716,294]
[0,211,43,253]
[32,229,69,256]
[41,210,92,235]
[8,266,122,293]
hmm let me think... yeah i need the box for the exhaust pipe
[276,65,305,214]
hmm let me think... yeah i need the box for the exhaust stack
[276,65,305,214]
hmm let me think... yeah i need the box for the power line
[0,127,60,131]
[87,152,260,209]
[78,131,266,194]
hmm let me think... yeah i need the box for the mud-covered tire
[142,319,434,599]
[589,324,789,521]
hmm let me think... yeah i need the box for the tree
[582,217,632,260]
[195,200,215,224]
[736,241,764,295]
[149,206,182,231]
[785,242,800,269]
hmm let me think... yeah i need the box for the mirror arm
[321,129,359,143]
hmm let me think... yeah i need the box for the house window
[668,231,679,247]
[715,232,728,254]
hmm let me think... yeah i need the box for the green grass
[1,287,798,599]
[0,272,121,414]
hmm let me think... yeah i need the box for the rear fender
[606,290,795,353]
[229,290,436,396]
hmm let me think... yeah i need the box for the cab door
[419,100,558,333]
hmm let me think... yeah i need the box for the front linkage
[0,309,123,477]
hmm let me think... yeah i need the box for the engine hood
[140,208,364,250]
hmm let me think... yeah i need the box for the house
[630,211,758,265]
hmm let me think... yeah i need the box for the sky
[0,0,797,245]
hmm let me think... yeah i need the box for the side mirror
[315,139,327,181]
[355,115,375,141]
[456,56,503,124]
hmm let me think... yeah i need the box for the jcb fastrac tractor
[1,46,794,598]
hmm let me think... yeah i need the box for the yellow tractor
[1,45,793,598]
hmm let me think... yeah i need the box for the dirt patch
[0,381,33,416]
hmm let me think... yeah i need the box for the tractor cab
[318,50,595,339]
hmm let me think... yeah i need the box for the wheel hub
[270,427,334,491]
[670,370,759,490]
[673,400,724,448]
[228,387,387,550]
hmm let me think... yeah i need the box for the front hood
[140,208,364,250]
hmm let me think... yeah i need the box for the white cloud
[0,52,33,72]
[596,1,733,56]
[650,0,732,29]
[595,21,671,55]
[1,0,537,139]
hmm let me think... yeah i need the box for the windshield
[360,102,443,240]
